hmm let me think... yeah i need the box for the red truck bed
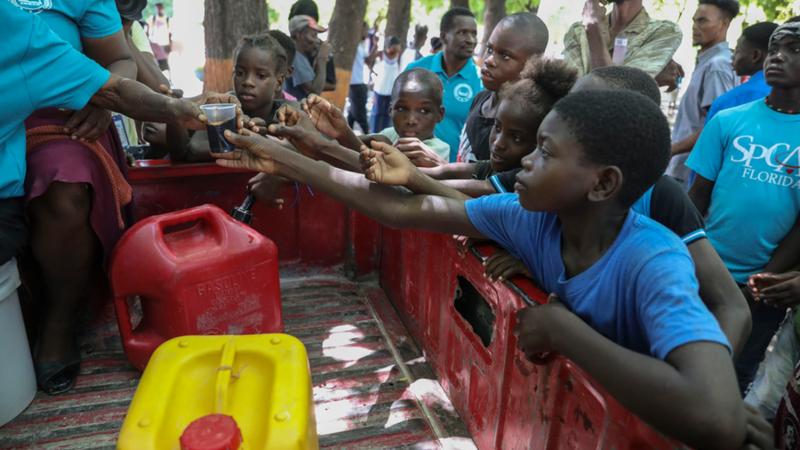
[1,161,686,449]
[0,266,472,449]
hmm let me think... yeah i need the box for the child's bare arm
[421,163,478,180]
[687,239,751,356]
[213,130,485,237]
[360,143,470,200]
[688,175,714,216]
[271,105,362,172]
[440,179,500,197]
[517,297,746,450]
[269,122,363,172]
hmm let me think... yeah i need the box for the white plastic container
[0,258,36,427]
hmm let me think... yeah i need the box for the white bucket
[0,258,36,427]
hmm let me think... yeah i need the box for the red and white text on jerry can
[110,204,282,370]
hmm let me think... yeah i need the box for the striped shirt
[563,8,682,77]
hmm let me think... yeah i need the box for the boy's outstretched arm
[360,144,501,199]
[361,143,470,200]
[440,179,500,197]
[268,122,363,172]
[688,239,751,355]
[214,129,484,237]
[518,299,746,450]
[269,104,364,172]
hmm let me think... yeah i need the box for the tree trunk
[384,0,411,47]
[203,0,268,92]
[450,0,470,9]
[325,0,368,109]
[482,0,506,46]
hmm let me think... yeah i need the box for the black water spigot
[231,193,255,224]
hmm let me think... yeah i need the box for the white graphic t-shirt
[687,99,800,283]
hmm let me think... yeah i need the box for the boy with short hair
[457,12,548,163]
[214,90,750,449]
[405,7,481,161]
[706,21,778,122]
[667,0,739,184]
[297,69,450,164]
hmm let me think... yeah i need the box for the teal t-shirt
[405,54,483,162]
[687,100,800,283]
[17,0,121,51]
[0,1,111,198]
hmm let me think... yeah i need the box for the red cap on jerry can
[180,414,242,450]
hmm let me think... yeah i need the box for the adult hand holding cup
[201,103,238,153]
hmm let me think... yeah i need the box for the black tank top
[463,90,495,161]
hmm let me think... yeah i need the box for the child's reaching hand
[741,403,774,450]
[395,137,447,167]
[213,128,288,174]
[483,249,532,282]
[748,271,800,308]
[302,94,348,139]
[268,120,329,160]
[514,294,571,360]
[248,173,285,209]
[360,140,419,186]
[276,104,316,131]
[240,114,269,136]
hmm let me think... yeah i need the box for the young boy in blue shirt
[213,89,751,448]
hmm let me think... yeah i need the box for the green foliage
[418,0,443,14]
[739,0,798,21]
[473,0,542,16]
[416,0,541,20]
[268,5,280,25]
[652,0,798,21]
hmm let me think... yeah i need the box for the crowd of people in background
[3,0,800,448]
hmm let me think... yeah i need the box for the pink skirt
[24,109,132,261]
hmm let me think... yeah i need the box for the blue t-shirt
[405,53,482,162]
[493,172,707,246]
[16,0,121,51]
[465,194,729,359]
[706,71,771,123]
[687,100,800,284]
[0,1,110,198]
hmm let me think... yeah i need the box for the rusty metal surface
[0,266,474,449]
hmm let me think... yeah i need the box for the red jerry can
[110,204,282,370]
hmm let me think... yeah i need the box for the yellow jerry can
[118,334,318,450]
